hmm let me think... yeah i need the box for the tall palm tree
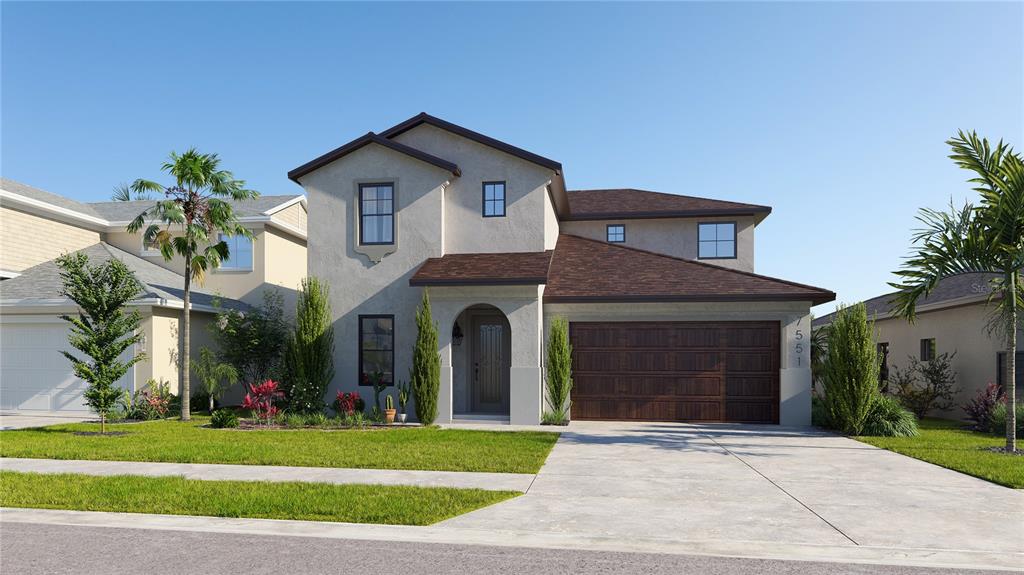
[126,149,257,420]
[111,182,152,201]
[891,131,1023,452]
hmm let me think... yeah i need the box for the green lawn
[856,418,1024,489]
[0,471,517,525]
[0,418,558,474]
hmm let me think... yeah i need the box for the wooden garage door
[570,321,780,423]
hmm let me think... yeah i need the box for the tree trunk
[1007,272,1017,453]
[181,263,191,421]
[209,393,215,414]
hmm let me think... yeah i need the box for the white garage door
[0,317,134,413]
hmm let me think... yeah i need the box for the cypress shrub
[410,290,440,425]
[544,317,573,424]
[821,303,878,435]
[284,277,335,413]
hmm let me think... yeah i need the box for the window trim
[140,235,161,256]
[919,338,936,361]
[358,314,395,387]
[697,221,738,260]
[481,181,507,218]
[217,232,254,271]
[606,224,626,243]
[359,182,396,246]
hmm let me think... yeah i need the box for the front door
[471,315,510,414]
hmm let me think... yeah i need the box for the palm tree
[126,149,257,420]
[190,347,239,413]
[111,182,152,201]
[890,131,1023,452]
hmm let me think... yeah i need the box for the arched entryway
[451,304,512,418]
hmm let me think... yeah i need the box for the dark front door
[570,321,780,423]
[471,315,510,414]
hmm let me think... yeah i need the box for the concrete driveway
[0,412,92,430]
[442,421,1024,562]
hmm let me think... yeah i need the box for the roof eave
[544,293,834,306]
[563,207,773,222]
[409,277,548,287]
[288,132,461,183]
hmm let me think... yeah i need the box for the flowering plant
[242,380,285,425]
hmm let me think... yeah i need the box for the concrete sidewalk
[0,458,535,492]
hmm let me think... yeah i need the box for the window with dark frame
[606,224,625,243]
[359,315,394,386]
[482,181,506,217]
[359,183,395,245]
[698,222,737,259]
[919,338,936,362]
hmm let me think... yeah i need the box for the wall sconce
[452,321,464,346]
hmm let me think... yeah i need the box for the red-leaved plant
[242,380,285,426]
[334,391,361,416]
[962,382,1004,431]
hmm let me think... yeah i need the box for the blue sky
[3,2,1022,314]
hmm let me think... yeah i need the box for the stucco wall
[136,307,217,398]
[543,300,814,426]
[301,141,451,412]
[0,206,101,272]
[392,124,557,255]
[543,189,559,250]
[871,302,1017,417]
[559,215,756,272]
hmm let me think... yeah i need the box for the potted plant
[384,394,396,425]
[397,381,410,424]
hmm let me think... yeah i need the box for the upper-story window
[920,338,936,361]
[219,233,253,271]
[482,181,506,217]
[607,224,625,243]
[360,183,395,245]
[141,234,161,255]
[698,222,736,259]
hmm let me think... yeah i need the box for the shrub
[190,347,238,414]
[821,303,878,435]
[543,317,573,425]
[410,290,440,425]
[210,409,239,429]
[861,395,918,437]
[333,391,362,416]
[963,383,1003,431]
[305,412,329,427]
[892,352,959,418]
[211,291,288,387]
[242,380,285,426]
[811,394,831,428]
[283,277,335,413]
[989,401,1024,436]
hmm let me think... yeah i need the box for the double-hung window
[218,233,253,271]
[359,315,394,386]
[360,183,395,245]
[698,222,736,259]
[483,181,506,217]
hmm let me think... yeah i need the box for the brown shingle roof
[565,188,772,221]
[545,234,834,305]
[410,251,554,286]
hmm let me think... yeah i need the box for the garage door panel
[570,321,779,424]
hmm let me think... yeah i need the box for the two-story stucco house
[0,178,307,413]
[290,113,834,426]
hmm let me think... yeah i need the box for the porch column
[504,286,544,425]
[434,304,455,424]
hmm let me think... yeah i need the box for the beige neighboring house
[812,273,1022,417]
[0,178,306,414]
[290,113,834,426]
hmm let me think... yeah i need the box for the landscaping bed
[856,418,1024,489]
[0,471,518,525]
[0,418,559,474]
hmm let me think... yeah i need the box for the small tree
[211,291,288,388]
[821,303,878,435]
[891,352,959,418]
[126,148,258,420]
[410,290,440,425]
[283,277,335,413]
[190,347,239,413]
[544,317,573,424]
[57,253,146,433]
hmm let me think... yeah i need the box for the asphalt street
[0,522,1008,575]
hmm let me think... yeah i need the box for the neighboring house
[290,113,834,426]
[812,273,1021,417]
[0,178,307,414]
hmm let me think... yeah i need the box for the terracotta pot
[384,409,396,424]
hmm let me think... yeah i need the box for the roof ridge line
[557,233,834,295]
